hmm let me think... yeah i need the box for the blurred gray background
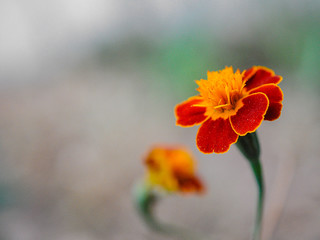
[0,0,319,239]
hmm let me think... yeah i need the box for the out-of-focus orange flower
[144,146,204,193]
[175,66,283,154]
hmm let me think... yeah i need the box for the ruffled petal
[264,102,282,121]
[175,96,208,127]
[196,118,238,154]
[244,66,282,91]
[176,175,205,193]
[249,84,283,121]
[230,93,269,136]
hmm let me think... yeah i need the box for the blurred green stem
[133,183,204,240]
[249,158,264,240]
[236,132,264,240]
[133,183,169,233]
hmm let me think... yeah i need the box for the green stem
[250,159,264,240]
[133,183,170,233]
[236,132,265,240]
[133,183,204,240]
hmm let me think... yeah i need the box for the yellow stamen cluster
[196,66,246,120]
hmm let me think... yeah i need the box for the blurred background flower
[144,145,204,193]
[0,0,319,240]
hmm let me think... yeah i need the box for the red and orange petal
[244,66,282,91]
[177,175,204,193]
[264,102,282,121]
[144,146,205,194]
[175,96,208,127]
[196,118,239,154]
[230,93,269,136]
[249,84,283,121]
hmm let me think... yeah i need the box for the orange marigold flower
[144,146,204,193]
[175,66,283,154]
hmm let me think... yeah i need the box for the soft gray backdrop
[0,1,319,239]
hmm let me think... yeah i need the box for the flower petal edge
[196,118,239,154]
[244,66,282,91]
[230,93,269,136]
[249,84,283,121]
[175,96,208,127]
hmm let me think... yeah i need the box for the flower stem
[236,132,264,240]
[133,183,169,233]
[249,159,264,240]
[133,183,204,240]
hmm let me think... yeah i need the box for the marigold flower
[144,146,204,193]
[175,66,283,154]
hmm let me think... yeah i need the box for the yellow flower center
[196,66,247,119]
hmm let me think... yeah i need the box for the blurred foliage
[97,10,319,98]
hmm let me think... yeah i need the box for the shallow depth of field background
[0,1,319,240]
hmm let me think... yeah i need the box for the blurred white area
[0,0,318,84]
[0,0,122,83]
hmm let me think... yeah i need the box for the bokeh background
[0,1,319,239]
